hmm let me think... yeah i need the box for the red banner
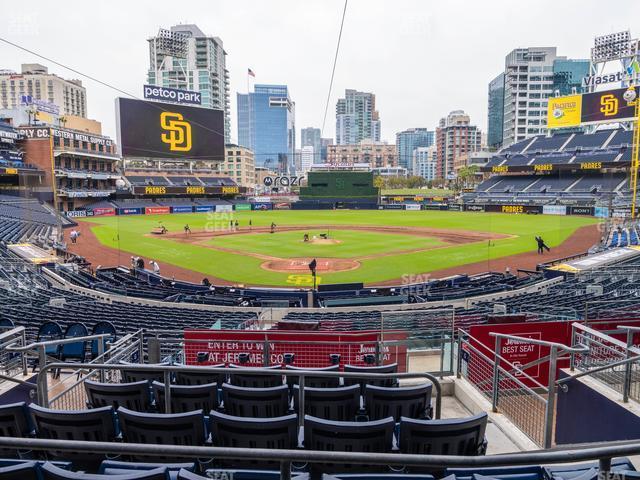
[92,207,115,217]
[183,329,407,372]
[145,206,170,215]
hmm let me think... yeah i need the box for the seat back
[84,379,151,411]
[119,362,167,384]
[228,364,282,388]
[285,365,340,388]
[117,407,206,455]
[42,462,167,480]
[365,383,432,421]
[343,363,398,392]
[293,385,360,421]
[0,402,31,458]
[0,318,15,329]
[60,322,88,361]
[174,365,225,386]
[91,321,117,358]
[30,404,116,465]
[0,461,39,480]
[209,411,297,469]
[304,415,395,473]
[37,321,63,357]
[399,412,488,456]
[222,383,289,418]
[152,382,218,413]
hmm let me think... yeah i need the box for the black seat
[117,407,206,460]
[119,362,168,384]
[37,321,63,359]
[0,402,31,458]
[209,411,297,469]
[60,323,89,363]
[29,404,116,467]
[304,415,395,474]
[41,462,167,480]
[365,383,433,421]
[228,364,282,388]
[222,383,289,418]
[0,461,39,480]
[174,365,225,386]
[91,321,117,359]
[84,379,151,412]
[152,382,218,414]
[98,460,196,478]
[293,385,360,421]
[399,412,488,457]
[285,365,340,388]
[343,363,398,392]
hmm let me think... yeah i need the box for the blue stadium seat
[364,383,433,421]
[60,323,89,363]
[228,364,283,388]
[41,462,167,480]
[293,385,360,421]
[343,363,398,392]
[174,365,226,386]
[0,402,32,458]
[285,365,340,389]
[0,461,40,480]
[84,379,152,412]
[221,383,289,418]
[99,460,196,480]
[90,321,117,359]
[152,382,218,414]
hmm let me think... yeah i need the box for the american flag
[247,68,255,77]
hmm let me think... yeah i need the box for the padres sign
[547,87,636,129]
[160,112,192,152]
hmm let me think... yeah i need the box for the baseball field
[74,210,601,287]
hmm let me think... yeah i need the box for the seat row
[85,379,433,421]
[0,401,488,474]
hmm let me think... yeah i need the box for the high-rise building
[237,84,295,173]
[301,127,321,164]
[300,146,314,174]
[335,89,381,144]
[487,73,505,149]
[413,145,437,180]
[147,25,231,142]
[218,144,255,188]
[0,64,86,117]
[320,138,332,162]
[435,110,482,180]
[491,47,589,148]
[327,140,396,168]
[396,128,434,174]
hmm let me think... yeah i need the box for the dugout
[298,170,379,208]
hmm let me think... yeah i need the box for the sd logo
[160,111,192,152]
[599,94,619,117]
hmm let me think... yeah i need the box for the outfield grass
[81,210,599,286]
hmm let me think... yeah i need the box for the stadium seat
[90,321,117,359]
[119,363,168,384]
[151,382,218,414]
[84,379,152,412]
[117,407,206,459]
[0,402,32,458]
[543,458,637,480]
[0,319,15,329]
[174,365,226,386]
[364,383,433,421]
[285,365,340,388]
[29,404,117,467]
[228,364,283,388]
[398,412,488,458]
[303,415,395,474]
[221,383,289,418]
[0,461,40,480]
[293,385,360,421]
[60,323,89,363]
[209,411,298,469]
[343,363,398,392]
[99,460,196,480]
[36,322,63,359]
[445,465,544,480]
[41,462,167,480]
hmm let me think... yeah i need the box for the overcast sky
[2,0,639,144]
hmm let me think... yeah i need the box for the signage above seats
[143,85,202,106]
[132,185,243,196]
[547,87,637,128]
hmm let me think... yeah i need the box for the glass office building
[237,84,295,172]
[553,59,590,96]
[396,128,434,174]
[487,73,505,149]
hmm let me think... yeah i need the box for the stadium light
[591,31,633,63]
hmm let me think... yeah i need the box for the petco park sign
[143,85,202,106]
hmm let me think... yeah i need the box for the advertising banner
[547,94,582,129]
[594,206,610,218]
[234,203,251,211]
[145,206,170,215]
[542,205,567,216]
[119,207,143,215]
[132,185,242,196]
[384,204,404,210]
[143,85,202,106]
[215,204,233,213]
[195,205,214,213]
[92,207,116,217]
[183,329,408,372]
[404,204,421,211]
[274,203,291,210]
[171,205,193,214]
[447,204,462,212]
[66,210,87,218]
[570,206,594,216]
[252,203,272,211]
[464,204,486,212]
[116,97,224,160]
[486,204,542,214]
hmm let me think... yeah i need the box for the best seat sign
[143,85,202,106]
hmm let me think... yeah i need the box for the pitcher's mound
[262,258,359,273]
[307,238,341,245]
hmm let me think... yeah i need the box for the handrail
[489,332,589,354]
[5,333,111,352]
[573,323,640,354]
[37,362,442,421]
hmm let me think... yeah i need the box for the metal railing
[36,362,442,429]
[0,326,28,384]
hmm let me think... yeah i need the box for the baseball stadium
[1,18,640,480]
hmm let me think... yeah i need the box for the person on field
[270,222,276,234]
[235,220,239,230]
[535,236,550,255]
[184,224,191,235]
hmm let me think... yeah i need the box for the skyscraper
[396,128,434,174]
[436,110,482,180]
[490,47,589,148]
[487,73,505,149]
[335,89,381,144]
[237,84,295,173]
[147,25,231,142]
[301,127,321,164]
